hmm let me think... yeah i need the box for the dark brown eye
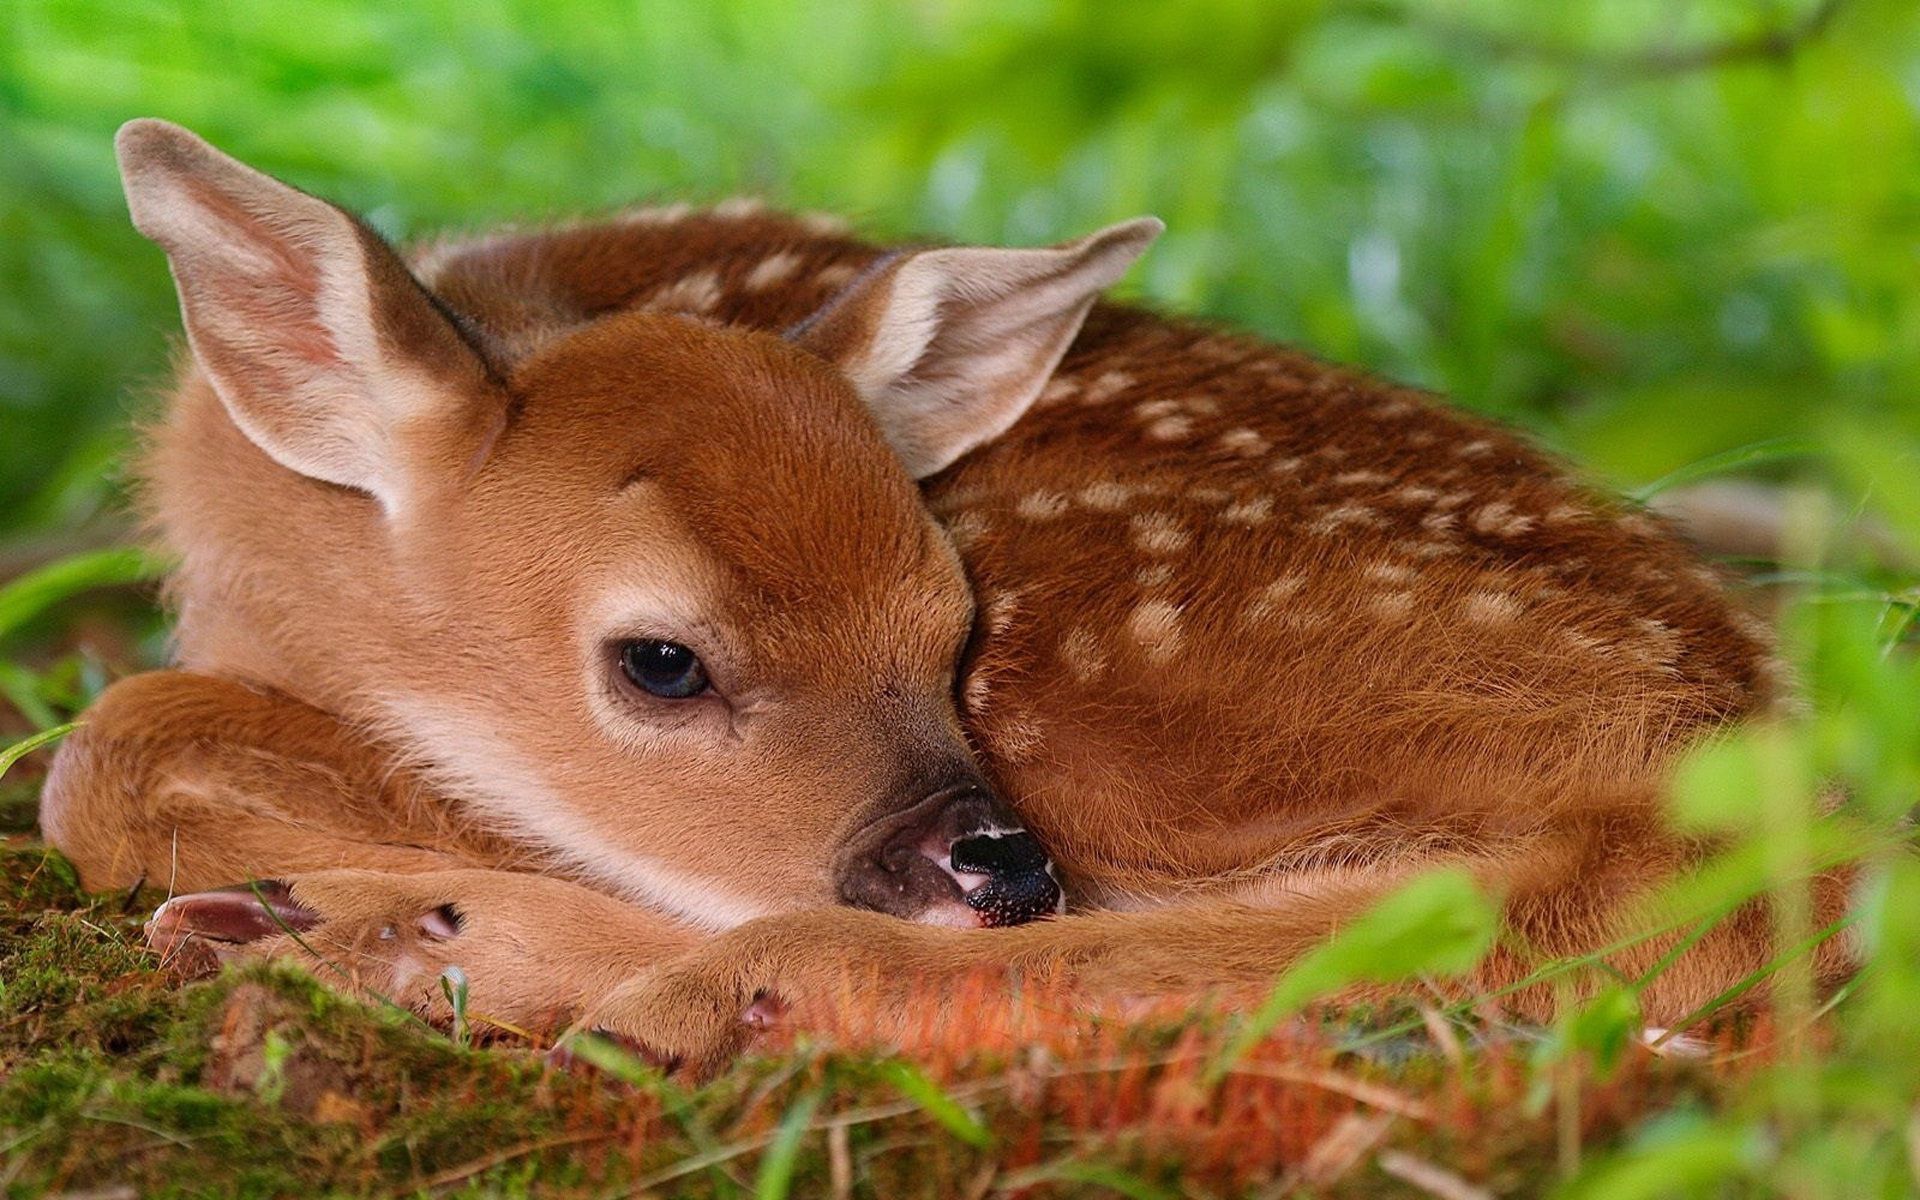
[619,639,709,699]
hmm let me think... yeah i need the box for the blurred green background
[3,0,1918,565]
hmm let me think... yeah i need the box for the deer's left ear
[792,217,1162,478]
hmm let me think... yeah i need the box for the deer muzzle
[835,780,1062,928]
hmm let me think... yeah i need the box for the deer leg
[39,670,506,893]
[581,814,1858,1072]
[40,671,704,1030]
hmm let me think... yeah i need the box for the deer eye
[619,639,710,699]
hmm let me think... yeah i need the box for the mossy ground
[1,818,1765,1199]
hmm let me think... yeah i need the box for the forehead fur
[496,311,958,619]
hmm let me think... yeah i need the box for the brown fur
[41,122,1853,1066]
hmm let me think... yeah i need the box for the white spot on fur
[964,672,992,714]
[1562,629,1607,656]
[1333,469,1392,487]
[1471,501,1537,538]
[1632,618,1684,673]
[944,512,991,550]
[1037,377,1080,406]
[1079,481,1135,511]
[799,210,852,235]
[1082,370,1135,403]
[1217,427,1269,456]
[815,263,859,289]
[647,269,724,313]
[618,202,693,226]
[1220,495,1274,524]
[982,589,1025,637]
[1015,490,1069,520]
[1187,485,1231,504]
[712,196,766,218]
[1462,591,1522,624]
[1243,576,1304,622]
[1372,591,1416,620]
[1128,599,1184,662]
[1309,503,1378,534]
[1131,512,1190,555]
[1136,562,1174,588]
[1058,626,1107,682]
[744,251,802,292]
[1146,415,1193,441]
[1364,562,1415,585]
[1456,438,1496,458]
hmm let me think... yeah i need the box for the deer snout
[835,781,1062,928]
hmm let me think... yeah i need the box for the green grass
[4,0,1920,1194]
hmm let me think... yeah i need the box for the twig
[405,1129,618,1195]
[1378,1150,1493,1200]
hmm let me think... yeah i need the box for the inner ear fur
[793,217,1162,479]
[116,118,502,514]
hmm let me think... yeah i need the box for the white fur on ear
[796,217,1163,478]
[116,119,495,514]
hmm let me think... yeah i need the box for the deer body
[39,122,1845,1068]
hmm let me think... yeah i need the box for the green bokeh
[4,0,1917,540]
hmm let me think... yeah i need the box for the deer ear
[116,119,500,515]
[793,218,1162,478]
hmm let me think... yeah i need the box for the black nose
[950,830,1061,926]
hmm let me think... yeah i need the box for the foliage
[2,0,1919,1195]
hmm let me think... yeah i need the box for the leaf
[0,547,169,645]
[882,1060,993,1148]
[1668,735,1764,833]
[1556,1117,1763,1199]
[0,661,63,730]
[1210,868,1498,1080]
[1563,986,1642,1075]
[0,722,80,781]
[552,1032,670,1087]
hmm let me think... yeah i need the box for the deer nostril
[949,830,1061,927]
[950,830,1049,877]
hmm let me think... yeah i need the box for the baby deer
[40,120,1851,1070]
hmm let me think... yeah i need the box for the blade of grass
[0,661,63,730]
[0,546,169,644]
[241,878,435,1033]
[1648,913,1856,1048]
[754,1088,823,1200]
[881,1060,993,1149]
[0,721,79,780]
[1629,438,1818,502]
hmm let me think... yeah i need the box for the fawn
[39,119,1852,1071]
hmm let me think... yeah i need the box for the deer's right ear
[116,119,502,515]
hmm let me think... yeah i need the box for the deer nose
[837,782,1063,927]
